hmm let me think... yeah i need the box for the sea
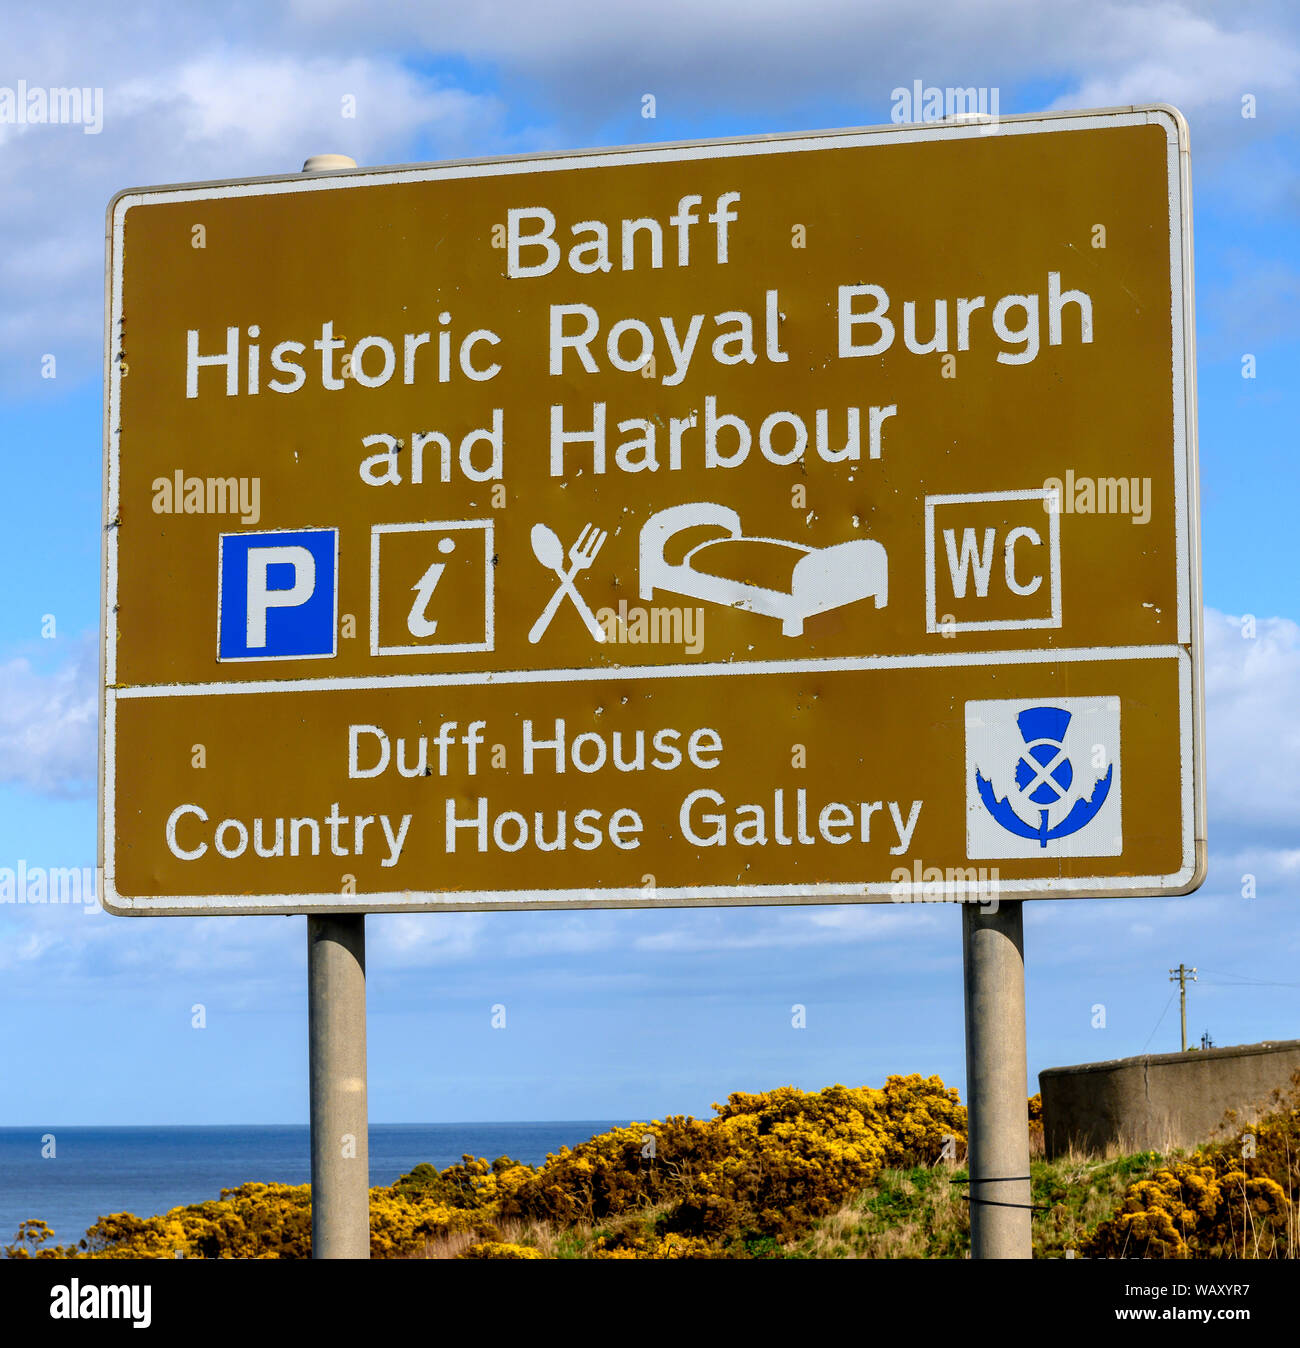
[0,1122,620,1251]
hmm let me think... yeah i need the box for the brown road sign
[101,106,1204,914]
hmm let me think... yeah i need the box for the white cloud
[633,902,942,953]
[2,1,1297,387]
[112,54,492,160]
[0,898,306,1014]
[1047,5,1300,119]
[1203,608,1300,838]
[292,0,1300,129]
[0,634,97,796]
[0,36,509,389]
[366,911,492,968]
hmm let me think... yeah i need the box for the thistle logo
[965,697,1121,860]
[978,706,1111,845]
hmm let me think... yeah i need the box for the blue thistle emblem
[975,706,1113,848]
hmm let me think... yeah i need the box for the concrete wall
[1039,1039,1300,1158]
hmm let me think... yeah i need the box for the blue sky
[2,1,1300,1126]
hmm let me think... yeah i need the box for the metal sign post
[307,912,369,1258]
[299,154,370,1261]
[962,899,1031,1258]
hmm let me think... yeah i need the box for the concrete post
[300,153,367,1260]
[308,914,370,1258]
[962,899,1032,1258]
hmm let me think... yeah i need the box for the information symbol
[369,520,494,655]
[407,537,461,637]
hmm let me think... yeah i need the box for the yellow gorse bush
[1084,1164,1289,1259]
[497,1074,964,1246]
[6,1075,968,1259]
[1085,1076,1300,1259]
[459,1241,544,1259]
[6,1183,314,1260]
[590,1230,716,1258]
[7,1179,478,1261]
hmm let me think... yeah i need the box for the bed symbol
[638,502,888,637]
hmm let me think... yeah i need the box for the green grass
[419,1147,1185,1259]
[1031,1149,1175,1258]
[789,1166,969,1258]
[787,1149,1178,1259]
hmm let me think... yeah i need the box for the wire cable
[1197,969,1300,990]
[1140,989,1178,1054]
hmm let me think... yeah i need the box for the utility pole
[1169,964,1197,1053]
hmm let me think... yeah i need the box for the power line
[1196,968,1300,990]
[1140,989,1178,1054]
[1133,965,1294,1060]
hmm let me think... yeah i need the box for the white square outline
[369,520,495,656]
[963,694,1123,860]
[924,488,1062,634]
[215,526,339,663]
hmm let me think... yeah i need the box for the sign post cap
[302,154,357,173]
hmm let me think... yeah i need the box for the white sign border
[100,104,1205,914]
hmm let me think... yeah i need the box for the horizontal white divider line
[113,644,1187,700]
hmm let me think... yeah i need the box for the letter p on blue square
[218,528,338,661]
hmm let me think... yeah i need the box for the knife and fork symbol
[528,522,608,643]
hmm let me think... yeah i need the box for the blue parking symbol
[218,528,338,661]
